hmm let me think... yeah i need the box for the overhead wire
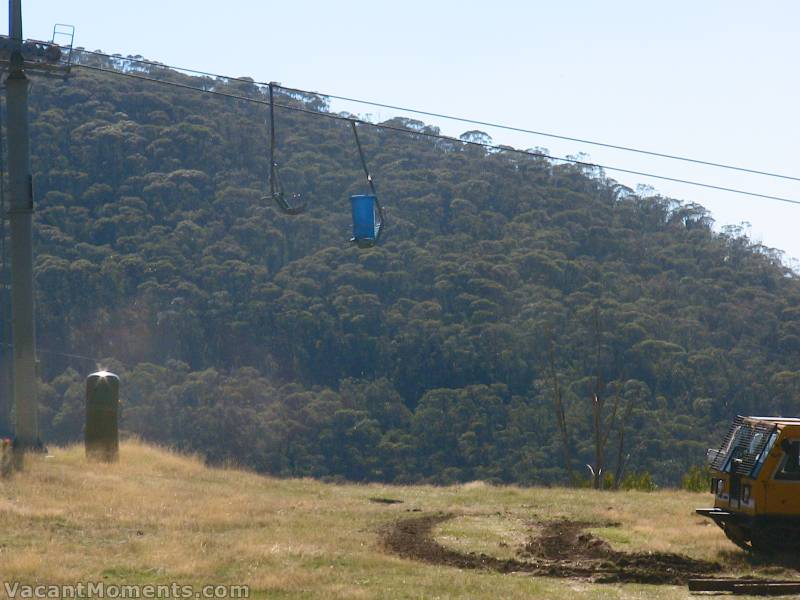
[0,342,107,366]
[71,62,800,207]
[275,86,800,184]
[73,47,800,183]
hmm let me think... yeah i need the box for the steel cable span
[72,62,800,207]
[73,47,800,183]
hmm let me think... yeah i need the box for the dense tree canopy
[8,52,800,486]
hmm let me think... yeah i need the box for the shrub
[681,465,710,492]
[620,471,658,492]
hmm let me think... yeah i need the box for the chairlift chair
[263,83,306,215]
[349,121,384,247]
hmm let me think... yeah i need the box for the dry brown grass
[0,440,784,599]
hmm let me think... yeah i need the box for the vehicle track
[381,513,721,585]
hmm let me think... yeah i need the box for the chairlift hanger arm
[265,82,306,215]
[269,82,277,196]
[351,120,377,198]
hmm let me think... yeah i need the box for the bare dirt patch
[382,513,721,585]
[519,519,721,584]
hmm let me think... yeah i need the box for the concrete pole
[85,371,120,462]
[7,0,39,450]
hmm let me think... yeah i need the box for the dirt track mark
[520,519,721,584]
[382,513,721,585]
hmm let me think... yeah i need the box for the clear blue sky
[8,1,800,262]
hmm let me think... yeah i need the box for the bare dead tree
[590,304,606,489]
[612,380,648,489]
[588,306,633,490]
[547,334,574,483]
[612,389,634,489]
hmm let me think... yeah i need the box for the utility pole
[6,0,39,451]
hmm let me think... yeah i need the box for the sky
[6,1,800,262]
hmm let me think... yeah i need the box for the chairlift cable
[72,48,800,183]
[71,63,800,207]
[287,88,800,184]
[0,342,106,365]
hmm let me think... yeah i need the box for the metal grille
[709,416,744,471]
[710,416,777,476]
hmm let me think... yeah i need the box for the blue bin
[351,194,381,247]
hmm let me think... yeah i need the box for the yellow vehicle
[696,416,800,552]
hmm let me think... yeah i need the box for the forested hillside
[13,51,800,485]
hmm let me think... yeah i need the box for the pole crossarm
[0,33,74,75]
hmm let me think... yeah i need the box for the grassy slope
[0,441,784,599]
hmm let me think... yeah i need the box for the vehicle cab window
[775,440,800,481]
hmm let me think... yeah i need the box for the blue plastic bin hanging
[351,194,382,248]
[350,121,385,248]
